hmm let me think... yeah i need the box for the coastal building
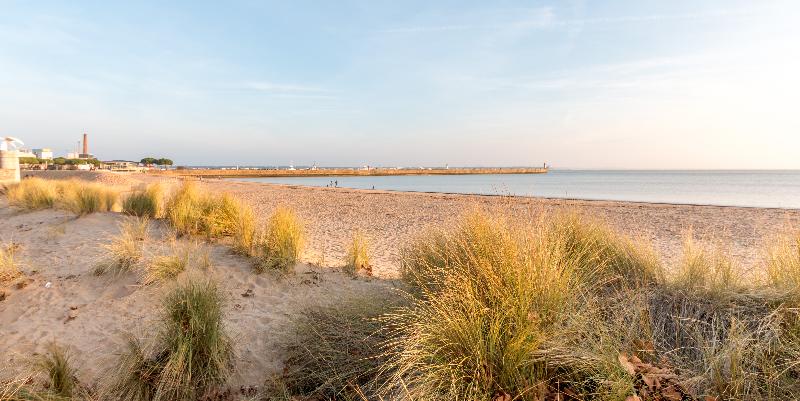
[16,149,36,159]
[103,160,144,172]
[0,137,23,184]
[32,148,53,160]
[78,133,95,159]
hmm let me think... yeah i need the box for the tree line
[140,157,173,166]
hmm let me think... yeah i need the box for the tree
[19,157,42,165]
[53,157,67,165]
[140,157,157,165]
[156,158,173,166]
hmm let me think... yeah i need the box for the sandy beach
[2,170,799,393]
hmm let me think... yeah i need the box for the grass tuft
[61,182,119,215]
[274,297,393,400]
[123,184,164,218]
[343,230,371,276]
[94,218,149,276]
[33,343,78,398]
[766,231,800,291]
[0,243,21,284]
[5,178,119,215]
[109,278,233,401]
[164,182,253,241]
[255,207,304,273]
[5,178,58,210]
[143,245,189,284]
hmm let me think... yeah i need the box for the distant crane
[1,136,24,151]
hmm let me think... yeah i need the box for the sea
[227,170,800,209]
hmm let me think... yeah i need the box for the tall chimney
[83,133,88,155]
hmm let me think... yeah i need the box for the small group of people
[325,180,338,188]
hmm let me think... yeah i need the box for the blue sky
[1,1,798,168]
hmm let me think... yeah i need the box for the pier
[151,167,548,178]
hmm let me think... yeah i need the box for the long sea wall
[150,167,548,178]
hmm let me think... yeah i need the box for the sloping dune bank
[3,170,800,400]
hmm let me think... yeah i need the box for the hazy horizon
[1,1,798,169]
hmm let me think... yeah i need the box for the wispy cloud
[377,6,759,35]
[241,81,338,100]
[378,7,554,34]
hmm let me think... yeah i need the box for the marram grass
[123,184,164,218]
[94,218,149,276]
[143,245,189,284]
[343,230,370,276]
[108,278,232,401]
[255,206,304,273]
[4,177,119,215]
[164,182,254,241]
[272,212,800,401]
[33,343,77,398]
[0,243,21,284]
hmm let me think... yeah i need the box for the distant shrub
[109,278,232,401]
[123,184,164,218]
[343,230,370,276]
[255,207,304,273]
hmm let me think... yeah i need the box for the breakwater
[151,167,548,178]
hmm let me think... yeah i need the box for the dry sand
[2,170,799,391]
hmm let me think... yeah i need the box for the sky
[0,0,799,168]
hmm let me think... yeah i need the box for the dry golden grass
[343,230,371,276]
[766,232,800,290]
[164,182,254,242]
[0,243,21,284]
[254,206,304,273]
[5,177,58,210]
[4,178,119,215]
[143,245,189,284]
[94,218,149,276]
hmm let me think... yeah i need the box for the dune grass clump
[343,230,371,276]
[4,177,58,210]
[94,218,149,276]
[766,232,800,291]
[274,297,394,400]
[231,203,257,257]
[33,343,78,398]
[110,278,233,401]
[61,182,120,215]
[143,246,189,284]
[255,207,304,273]
[5,178,120,215]
[389,211,655,400]
[0,243,21,284]
[164,182,253,241]
[123,184,164,218]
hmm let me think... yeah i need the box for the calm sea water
[229,170,800,209]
